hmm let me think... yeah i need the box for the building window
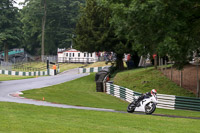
[90,53,92,57]
[73,53,74,57]
[66,53,68,57]
[70,53,71,57]
[84,53,86,57]
[78,53,80,57]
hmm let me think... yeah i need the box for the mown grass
[0,74,35,81]
[22,73,200,118]
[22,73,128,111]
[58,63,84,73]
[86,61,112,68]
[113,67,195,97]
[86,61,127,68]
[0,102,199,133]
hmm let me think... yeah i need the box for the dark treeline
[75,0,200,70]
[0,0,200,70]
[0,0,85,58]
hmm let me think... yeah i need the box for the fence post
[164,58,167,75]
[47,59,49,75]
[180,70,182,87]
[171,66,173,80]
[197,63,199,98]
[159,56,161,66]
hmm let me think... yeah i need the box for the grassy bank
[58,63,84,73]
[113,67,195,97]
[12,62,47,72]
[86,61,113,68]
[0,102,199,133]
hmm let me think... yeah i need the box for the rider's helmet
[151,89,157,96]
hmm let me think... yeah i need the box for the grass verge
[22,73,128,111]
[0,74,35,81]
[0,102,199,133]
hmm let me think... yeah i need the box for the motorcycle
[127,94,158,115]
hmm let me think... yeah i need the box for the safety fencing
[79,66,106,74]
[175,96,200,111]
[0,69,49,76]
[105,82,200,111]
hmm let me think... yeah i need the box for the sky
[14,0,25,9]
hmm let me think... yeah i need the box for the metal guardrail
[175,96,200,111]
[105,83,200,111]
[79,67,104,73]
[79,66,112,74]
[0,69,48,76]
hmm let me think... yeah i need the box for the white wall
[58,51,97,63]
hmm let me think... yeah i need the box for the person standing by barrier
[126,54,131,68]
[53,64,57,75]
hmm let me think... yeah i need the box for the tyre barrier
[95,67,110,92]
[105,83,200,111]
[0,69,48,76]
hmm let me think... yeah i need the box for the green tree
[0,0,21,62]
[20,0,84,56]
[106,0,200,69]
[75,0,134,70]
[20,0,43,55]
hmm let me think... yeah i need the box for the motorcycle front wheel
[145,102,156,115]
[127,102,135,113]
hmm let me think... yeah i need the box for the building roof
[57,48,80,53]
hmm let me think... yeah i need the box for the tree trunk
[41,0,46,61]
[116,54,124,70]
[154,55,157,69]
[4,44,8,62]
[132,52,140,68]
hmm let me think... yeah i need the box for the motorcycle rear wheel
[145,102,156,115]
[127,102,135,113]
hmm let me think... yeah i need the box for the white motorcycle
[127,94,158,115]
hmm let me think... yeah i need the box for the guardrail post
[171,66,173,80]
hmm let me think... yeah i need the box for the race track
[0,68,199,120]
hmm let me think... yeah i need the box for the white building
[57,48,98,63]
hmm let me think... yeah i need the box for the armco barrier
[0,69,48,76]
[105,83,200,111]
[79,66,105,73]
[175,96,200,111]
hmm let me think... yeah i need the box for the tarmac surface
[0,68,200,120]
[0,69,86,104]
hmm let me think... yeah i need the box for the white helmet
[151,89,157,95]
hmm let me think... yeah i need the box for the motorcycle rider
[135,89,157,106]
